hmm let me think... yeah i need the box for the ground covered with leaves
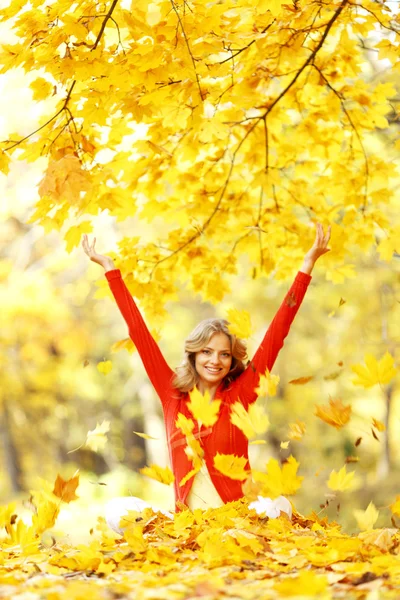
[1,492,400,600]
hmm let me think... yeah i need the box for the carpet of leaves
[1,497,400,600]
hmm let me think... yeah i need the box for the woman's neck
[196,380,221,400]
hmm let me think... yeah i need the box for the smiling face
[194,332,233,387]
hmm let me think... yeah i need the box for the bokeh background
[1,8,399,545]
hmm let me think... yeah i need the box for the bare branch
[263,0,349,119]
[312,63,369,210]
[170,0,205,101]
[92,0,120,50]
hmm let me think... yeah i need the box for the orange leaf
[315,398,352,429]
[52,473,79,503]
[289,376,314,385]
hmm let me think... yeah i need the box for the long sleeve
[105,269,175,408]
[233,271,312,408]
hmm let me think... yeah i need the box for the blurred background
[1,14,399,545]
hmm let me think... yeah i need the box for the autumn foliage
[1,0,400,597]
[1,0,400,316]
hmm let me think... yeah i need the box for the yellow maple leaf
[315,398,352,429]
[230,401,269,439]
[38,154,91,206]
[213,453,250,481]
[86,420,110,452]
[65,221,93,253]
[175,413,195,436]
[97,360,113,375]
[140,464,175,485]
[124,523,148,553]
[256,369,280,397]
[187,388,221,427]
[274,571,328,597]
[390,496,400,517]
[351,352,397,388]
[280,441,290,449]
[174,510,195,532]
[327,465,356,492]
[184,437,204,469]
[252,456,303,498]
[29,77,53,101]
[354,502,379,531]
[226,308,253,339]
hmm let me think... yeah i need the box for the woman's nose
[209,354,221,364]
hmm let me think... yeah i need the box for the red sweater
[105,269,312,510]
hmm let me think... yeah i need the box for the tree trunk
[1,400,24,493]
[376,382,393,480]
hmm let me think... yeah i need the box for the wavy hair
[173,318,248,393]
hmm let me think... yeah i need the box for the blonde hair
[173,318,248,393]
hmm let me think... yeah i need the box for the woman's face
[194,332,232,386]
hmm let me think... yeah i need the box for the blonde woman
[82,223,331,534]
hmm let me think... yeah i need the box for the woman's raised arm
[234,223,331,408]
[82,235,175,408]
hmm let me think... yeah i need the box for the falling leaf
[226,308,253,339]
[351,352,397,388]
[354,502,379,531]
[179,467,201,487]
[214,453,250,481]
[280,441,290,449]
[287,420,306,441]
[139,464,175,485]
[285,291,297,308]
[327,465,356,492]
[288,376,314,385]
[52,473,79,503]
[83,359,89,367]
[323,371,342,381]
[371,428,379,441]
[372,418,385,432]
[187,388,221,427]
[345,456,359,464]
[133,431,158,440]
[315,398,352,429]
[175,413,195,436]
[97,360,113,375]
[252,456,303,498]
[256,369,280,397]
[111,338,136,354]
[86,420,110,452]
[339,297,346,306]
[230,401,269,439]
[355,437,362,447]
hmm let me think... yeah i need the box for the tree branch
[170,0,205,101]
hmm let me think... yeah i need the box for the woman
[82,223,331,534]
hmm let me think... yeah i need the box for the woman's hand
[300,222,331,275]
[82,235,115,272]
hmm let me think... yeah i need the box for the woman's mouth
[204,367,222,373]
